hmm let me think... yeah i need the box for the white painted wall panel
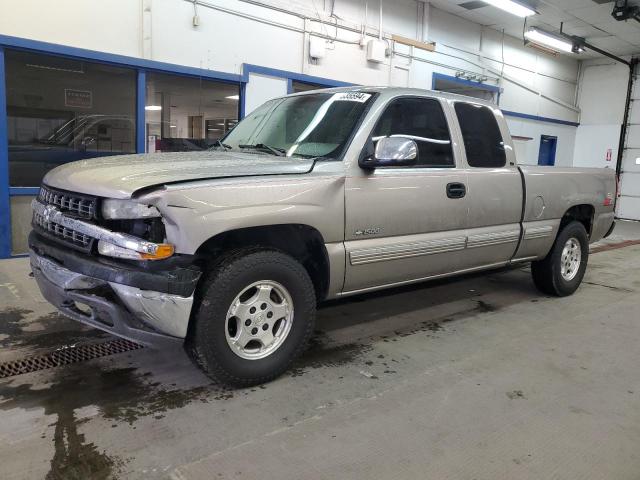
[572,61,628,177]
[621,148,640,173]
[578,62,628,125]
[620,173,640,196]
[152,0,303,74]
[0,0,142,57]
[573,125,620,169]
[617,197,640,220]
[244,73,288,115]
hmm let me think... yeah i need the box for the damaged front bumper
[29,232,201,348]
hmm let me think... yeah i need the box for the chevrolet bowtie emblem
[42,205,56,223]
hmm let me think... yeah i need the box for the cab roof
[286,85,498,107]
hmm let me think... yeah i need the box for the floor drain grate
[0,339,144,379]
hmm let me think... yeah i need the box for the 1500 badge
[354,227,382,236]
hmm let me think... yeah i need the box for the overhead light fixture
[225,94,239,100]
[145,105,162,111]
[484,0,535,17]
[524,28,574,53]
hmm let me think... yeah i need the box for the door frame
[538,134,558,166]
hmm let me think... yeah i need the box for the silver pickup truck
[29,87,616,386]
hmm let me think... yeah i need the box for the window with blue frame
[144,72,239,153]
[432,74,498,103]
[291,80,329,93]
[5,50,136,187]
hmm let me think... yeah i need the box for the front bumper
[29,233,201,347]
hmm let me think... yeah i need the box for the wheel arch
[195,224,331,302]
[560,204,595,238]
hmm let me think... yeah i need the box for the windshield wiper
[238,143,286,156]
[210,140,232,150]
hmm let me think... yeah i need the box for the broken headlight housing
[98,199,173,260]
[102,199,161,219]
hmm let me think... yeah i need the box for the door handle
[446,182,466,199]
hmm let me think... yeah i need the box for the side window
[454,103,506,168]
[372,97,454,167]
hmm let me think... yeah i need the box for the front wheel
[187,249,316,387]
[531,221,589,297]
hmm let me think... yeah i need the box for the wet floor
[1,237,640,479]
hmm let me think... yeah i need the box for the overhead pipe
[187,0,579,110]
[379,0,383,40]
[558,22,631,67]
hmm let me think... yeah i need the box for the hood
[42,151,316,199]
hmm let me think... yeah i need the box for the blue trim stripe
[9,187,40,196]
[0,34,242,84]
[136,70,146,153]
[502,110,579,127]
[238,82,247,119]
[432,72,502,94]
[0,48,10,258]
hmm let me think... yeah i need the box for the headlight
[98,241,175,261]
[102,199,160,219]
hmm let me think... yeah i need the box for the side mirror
[359,136,418,169]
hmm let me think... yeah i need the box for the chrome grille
[33,212,93,250]
[38,185,97,219]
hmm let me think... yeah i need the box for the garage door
[618,64,640,220]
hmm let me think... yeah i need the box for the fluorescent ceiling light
[484,0,535,17]
[170,125,177,128]
[524,28,573,53]
[145,105,162,111]
[225,94,240,100]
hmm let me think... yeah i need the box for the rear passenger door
[452,102,523,267]
[343,96,470,293]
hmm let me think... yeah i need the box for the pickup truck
[29,87,616,386]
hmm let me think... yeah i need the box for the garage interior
[1,0,640,478]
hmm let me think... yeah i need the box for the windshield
[221,91,374,159]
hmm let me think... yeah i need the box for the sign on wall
[64,89,93,108]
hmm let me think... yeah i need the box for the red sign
[606,148,612,162]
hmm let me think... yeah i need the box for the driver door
[343,96,469,293]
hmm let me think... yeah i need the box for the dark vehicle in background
[9,114,135,186]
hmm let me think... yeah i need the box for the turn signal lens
[99,241,175,261]
[141,244,175,260]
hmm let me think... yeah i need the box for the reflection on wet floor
[0,308,107,358]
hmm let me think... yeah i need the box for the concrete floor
[1,221,640,479]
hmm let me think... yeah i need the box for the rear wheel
[187,248,316,387]
[531,221,589,297]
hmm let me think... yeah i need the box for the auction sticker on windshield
[333,92,372,102]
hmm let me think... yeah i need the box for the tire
[531,221,589,297]
[187,248,316,387]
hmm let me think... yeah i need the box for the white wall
[506,117,577,167]
[0,0,581,158]
[245,74,288,115]
[572,60,629,169]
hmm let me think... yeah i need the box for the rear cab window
[454,102,506,168]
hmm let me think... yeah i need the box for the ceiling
[428,0,640,57]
